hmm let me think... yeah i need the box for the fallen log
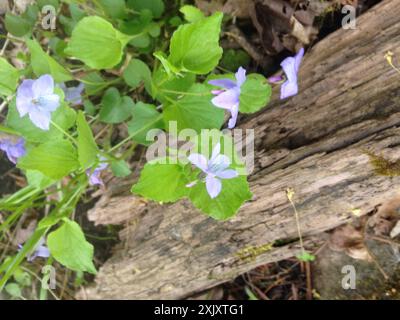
[81,0,400,299]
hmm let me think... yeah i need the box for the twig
[366,235,400,246]
[243,274,269,300]
[305,262,313,300]
[363,216,390,280]
[291,283,299,300]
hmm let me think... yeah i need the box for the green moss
[235,242,274,262]
[365,151,400,176]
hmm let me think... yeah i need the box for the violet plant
[0,1,304,295]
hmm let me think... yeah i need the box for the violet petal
[208,78,236,90]
[206,175,222,199]
[188,153,208,172]
[211,89,240,110]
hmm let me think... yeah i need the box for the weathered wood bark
[81,0,400,299]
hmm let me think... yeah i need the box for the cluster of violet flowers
[191,48,304,199]
[2,76,102,263]
[207,48,304,132]
[0,74,107,186]
[1,49,305,200]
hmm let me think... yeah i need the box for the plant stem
[160,88,209,96]
[108,114,163,152]
[50,120,77,146]
[286,189,306,255]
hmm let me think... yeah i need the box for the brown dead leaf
[11,220,36,246]
[195,0,250,18]
[390,221,400,239]
[223,0,250,18]
[290,16,312,45]
[250,0,292,55]
[195,0,225,15]
[369,194,400,236]
[250,0,317,55]
[329,224,371,261]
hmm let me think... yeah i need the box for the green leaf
[129,34,151,49]
[5,283,22,298]
[83,99,96,116]
[221,49,251,72]
[6,98,77,143]
[245,287,259,300]
[5,13,32,37]
[168,12,223,74]
[123,59,151,92]
[111,160,131,178]
[24,4,40,24]
[151,68,196,104]
[154,51,182,78]
[148,23,161,38]
[180,5,205,23]
[0,229,46,291]
[69,3,86,21]
[132,131,252,219]
[59,3,86,36]
[99,87,134,124]
[132,160,189,203]
[163,84,224,133]
[26,39,72,83]
[0,124,19,135]
[189,176,252,220]
[187,131,252,220]
[297,252,316,262]
[13,268,31,287]
[239,74,271,114]
[18,140,79,180]
[26,170,55,188]
[98,0,127,19]
[0,58,19,96]
[37,0,60,9]
[127,102,163,146]
[47,218,96,274]
[77,111,98,169]
[169,16,183,27]
[80,72,105,96]
[49,37,68,58]
[65,16,132,69]
[127,0,165,18]
[118,10,154,42]
[4,4,38,37]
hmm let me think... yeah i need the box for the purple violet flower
[187,143,238,199]
[280,48,304,99]
[18,238,50,262]
[59,82,85,106]
[86,159,108,186]
[268,75,284,83]
[16,74,61,131]
[0,138,26,164]
[208,67,247,129]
